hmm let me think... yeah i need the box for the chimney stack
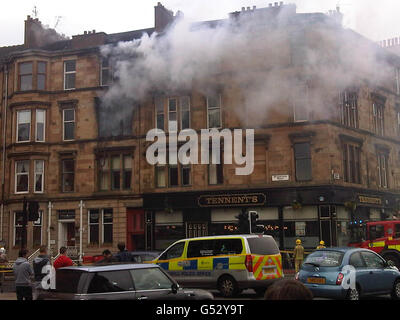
[155,2,174,33]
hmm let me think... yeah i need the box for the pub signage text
[198,193,266,207]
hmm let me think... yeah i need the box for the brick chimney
[71,30,107,50]
[155,2,174,33]
[24,15,65,49]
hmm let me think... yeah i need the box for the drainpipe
[1,64,8,243]
[47,201,53,255]
[78,200,84,263]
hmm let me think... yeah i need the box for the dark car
[114,251,161,263]
[36,264,213,300]
[297,247,400,300]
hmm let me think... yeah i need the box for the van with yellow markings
[151,234,283,297]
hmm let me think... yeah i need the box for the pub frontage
[142,186,400,251]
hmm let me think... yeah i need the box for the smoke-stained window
[155,97,165,131]
[19,62,33,91]
[207,94,222,128]
[372,102,384,136]
[343,143,361,184]
[339,91,358,128]
[155,96,190,132]
[100,58,113,86]
[95,97,134,138]
[17,110,31,142]
[64,60,76,90]
[293,84,309,122]
[294,143,312,181]
[180,96,190,130]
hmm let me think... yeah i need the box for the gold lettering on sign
[198,193,266,207]
[358,196,382,205]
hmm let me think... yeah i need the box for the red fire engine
[348,220,400,268]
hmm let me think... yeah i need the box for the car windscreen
[304,251,344,267]
[247,237,280,255]
[55,270,85,293]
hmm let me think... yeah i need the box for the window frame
[207,94,222,129]
[102,209,113,244]
[63,108,75,141]
[16,110,31,143]
[15,160,30,194]
[377,152,388,188]
[100,58,113,87]
[18,61,33,91]
[88,209,100,245]
[35,109,46,142]
[33,211,43,247]
[34,159,45,193]
[339,90,358,128]
[64,60,76,91]
[343,143,361,184]
[293,84,309,122]
[372,102,385,136]
[13,211,26,247]
[294,142,312,182]
[97,154,133,191]
[37,61,47,91]
[61,158,75,193]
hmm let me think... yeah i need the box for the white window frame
[63,108,75,141]
[102,209,113,244]
[16,110,31,143]
[168,98,178,133]
[63,60,76,90]
[293,85,309,122]
[33,211,43,247]
[179,96,191,131]
[35,109,46,142]
[88,209,100,245]
[15,160,29,194]
[155,96,165,132]
[34,160,44,193]
[14,212,24,246]
[207,94,222,129]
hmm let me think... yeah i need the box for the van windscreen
[247,237,280,255]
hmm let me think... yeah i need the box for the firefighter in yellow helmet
[293,239,304,273]
[316,240,326,250]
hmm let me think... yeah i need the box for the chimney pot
[84,31,87,35]
[280,1,283,5]
[93,30,96,34]
[274,2,278,6]
[241,7,245,11]
[247,7,250,11]
[269,3,272,7]
[253,6,256,10]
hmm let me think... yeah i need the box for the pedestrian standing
[316,240,326,250]
[115,242,133,263]
[53,247,73,270]
[95,249,117,265]
[13,249,33,300]
[0,247,8,293]
[32,245,51,298]
[293,239,304,273]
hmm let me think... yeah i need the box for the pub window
[377,152,388,188]
[339,90,358,128]
[37,62,47,90]
[343,143,361,184]
[88,209,100,245]
[15,160,29,194]
[294,142,312,181]
[36,109,46,142]
[62,159,75,192]
[33,211,43,247]
[102,209,113,244]
[14,211,26,246]
[372,102,384,136]
[19,62,33,91]
[63,108,75,141]
[34,160,44,193]
[64,60,76,90]
[17,110,31,142]
[207,94,222,128]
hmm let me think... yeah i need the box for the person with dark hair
[33,245,51,298]
[95,249,117,265]
[264,280,313,300]
[115,242,133,263]
[13,249,34,300]
[53,246,73,270]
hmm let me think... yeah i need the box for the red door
[127,209,145,251]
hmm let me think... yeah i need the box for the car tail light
[295,272,299,280]
[245,255,253,272]
[336,273,344,285]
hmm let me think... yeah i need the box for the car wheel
[391,279,400,300]
[346,287,360,301]
[217,275,239,298]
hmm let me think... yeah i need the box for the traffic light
[235,209,249,234]
[249,211,265,234]
[28,201,40,221]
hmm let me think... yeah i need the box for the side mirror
[171,283,179,294]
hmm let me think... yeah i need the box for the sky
[1,0,399,47]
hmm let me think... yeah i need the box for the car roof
[312,247,370,254]
[175,234,273,242]
[59,263,159,273]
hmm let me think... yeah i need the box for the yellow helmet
[320,240,325,246]
[296,239,301,245]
